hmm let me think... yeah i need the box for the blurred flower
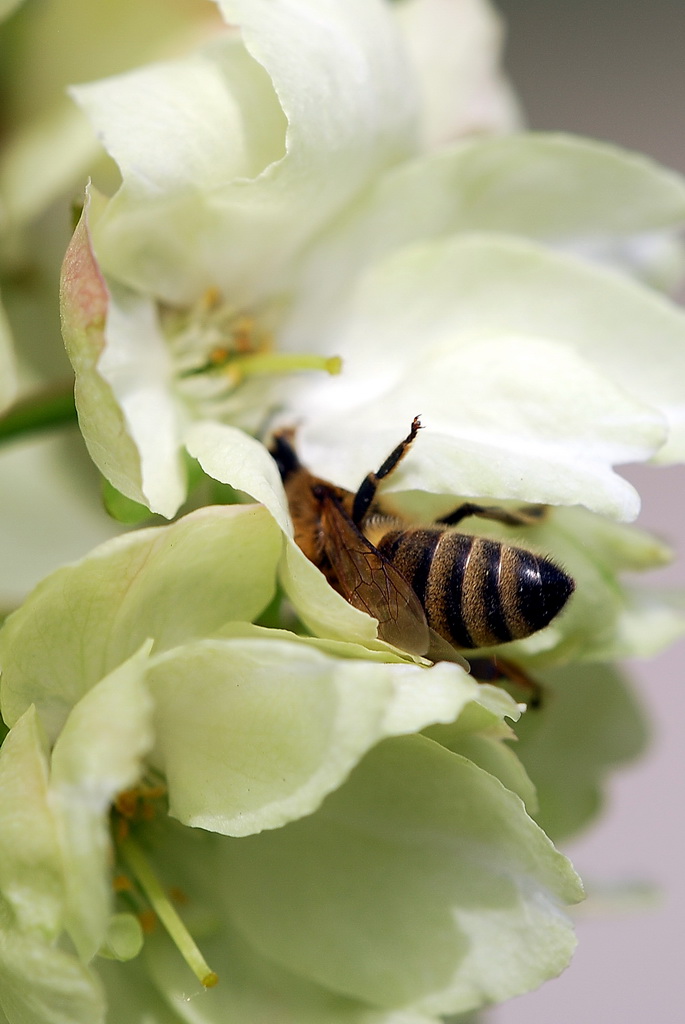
[0,0,224,604]
[0,0,221,241]
[60,0,685,522]
[0,503,584,1022]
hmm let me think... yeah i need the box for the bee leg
[352,416,422,525]
[468,656,544,709]
[437,502,547,527]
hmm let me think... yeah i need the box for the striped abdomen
[376,528,574,649]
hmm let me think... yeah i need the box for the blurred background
[492,2,685,1021]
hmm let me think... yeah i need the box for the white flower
[60,0,685,525]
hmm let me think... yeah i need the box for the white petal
[75,0,418,305]
[289,234,684,517]
[394,0,522,147]
[102,282,185,517]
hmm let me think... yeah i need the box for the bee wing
[318,490,431,657]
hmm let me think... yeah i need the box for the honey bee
[271,417,574,675]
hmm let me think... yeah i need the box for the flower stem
[118,835,218,988]
[0,382,77,445]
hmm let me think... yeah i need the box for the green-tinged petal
[426,713,537,816]
[146,635,474,836]
[186,421,386,647]
[60,188,185,517]
[49,645,154,961]
[0,706,64,938]
[293,234,685,516]
[0,292,17,414]
[291,133,685,329]
[76,0,418,305]
[0,504,281,736]
[145,907,438,1024]
[512,663,649,841]
[219,735,583,1015]
[465,505,683,666]
[186,420,292,534]
[99,956,183,1024]
[394,0,522,147]
[99,913,144,962]
[0,922,105,1024]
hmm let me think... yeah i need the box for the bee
[271,417,574,675]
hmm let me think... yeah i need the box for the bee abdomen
[383,531,574,650]
[376,529,441,606]
[434,535,573,648]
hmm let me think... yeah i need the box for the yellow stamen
[225,351,343,383]
[118,836,218,989]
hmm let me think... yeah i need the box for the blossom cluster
[1,1,684,1022]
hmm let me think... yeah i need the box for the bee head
[270,430,301,482]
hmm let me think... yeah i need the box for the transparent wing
[318,489,430,657]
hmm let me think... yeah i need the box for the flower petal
[49,645,155,961]
[60,188,186,517]
[220,734,583,1015]
[186,421,385,647]
[394,0,522,147]
[292,234,685,515]
[0,706,64,938]
[0,504,281,737]
[513,662,649,841]
[286,133,685,334]
[0,927,105,1024]
[146,634,475,836]
[74,0,418,304]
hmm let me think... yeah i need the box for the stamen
[223,351,342,384]
[118,836,219,989]
[180,349,342,383]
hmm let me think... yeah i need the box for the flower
[60,0,685,522]
[3,1,684,1020]
[0,504,584,1022]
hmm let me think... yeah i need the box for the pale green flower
[0,504,584,1022]
[60,0,685,521]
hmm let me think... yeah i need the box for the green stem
[118,835,218,989]
[0,383,77,445]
